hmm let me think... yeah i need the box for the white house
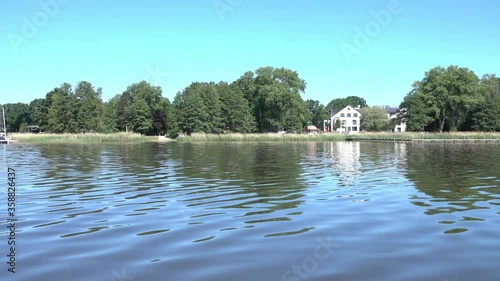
[384,106,407,132]
[327,105,362,134]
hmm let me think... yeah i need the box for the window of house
[347,113,351,117]
[341,120,346,126]
[354,113,358,117]
[340,113,345,117]
[352,120,357,125]
[352,126,358,131]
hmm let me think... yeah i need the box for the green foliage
[6,65,499,137]
[400,90,434,131]
[305,99,329,129]
[1,102,31,132]
[234,67,308,132]
[334,119,341,130]
[360,107,392,132]
[129,98,152,134]
[75,81,104,132]
[326,96,367,112]
[29,98,49,131]
[118,81,164,134]
[47,84,79,133]
[466,74,500,131]
[401,65,480,132]
[173,84,209,135]
[217,82,256,133]
[102,101,119,133]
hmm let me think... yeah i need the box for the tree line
[1,65,498,135]
[0,66,366,136]
[400,66,500,132]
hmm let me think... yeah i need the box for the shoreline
[5,132,500,144]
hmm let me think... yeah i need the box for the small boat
[0,134,12,144]
[0,107,14,144]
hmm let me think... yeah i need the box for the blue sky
[1,0,499,107]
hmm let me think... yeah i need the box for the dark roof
[331,105,362,117]
[331,108,342,116]
[384,106,400,115]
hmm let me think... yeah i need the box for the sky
[1,0,499,107]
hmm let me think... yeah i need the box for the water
[1,142,499,281]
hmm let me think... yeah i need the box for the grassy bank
[176,132,500,142]
[175,132,347,142]
[11,132,157,143]
[349,132,500,140]
[11,131,500,144]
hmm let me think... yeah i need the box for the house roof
[331,108,342,116]
[384,106,400,115]
[331,105,361,117]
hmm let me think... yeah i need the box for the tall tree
[74,81,104,132]
[326,96,367,112]
[234,67,307,132]
[47,83,79,133]
[1,103,31,132]
[401,65,480,132]
[305,99,329,129]
[173,84,209,135]
[129,99,152,134]
[199,83,224,133]
[102,100,119,133]
[118,81,166,135]
[399,87,435,131]
[465,74,500,131]
[217,82,256,133]
[29,98,48,131]
[360,107,392,132]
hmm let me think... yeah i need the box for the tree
[47,83,80,133]
[129,99,151,134]
[199,83,224,133]
[305,99,329,129]
[217,82,255,133]
[400,88,435,131]
[326,96,367,112]
[29,98,49,131]
[74,81,104,132]
[102,100,119,133]
[233,66,308,132]
[465,74,500,131]
[402,66,479,132]
[173,85,209,135]
[117,81,167,135]
[1,103,31,132]
[360,107,391,132]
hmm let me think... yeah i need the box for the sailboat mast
[2,107,6,135]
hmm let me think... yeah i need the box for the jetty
[345,136,500,144]
[346,136,412,143]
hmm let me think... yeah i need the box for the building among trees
[324,105,362,134]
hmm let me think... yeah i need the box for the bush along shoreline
[10,132,157,143]
[7,132,500,144]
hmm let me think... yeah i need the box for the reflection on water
[406,144,500,234]
[1,142,499,281]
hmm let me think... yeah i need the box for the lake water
[1,141,499,281]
